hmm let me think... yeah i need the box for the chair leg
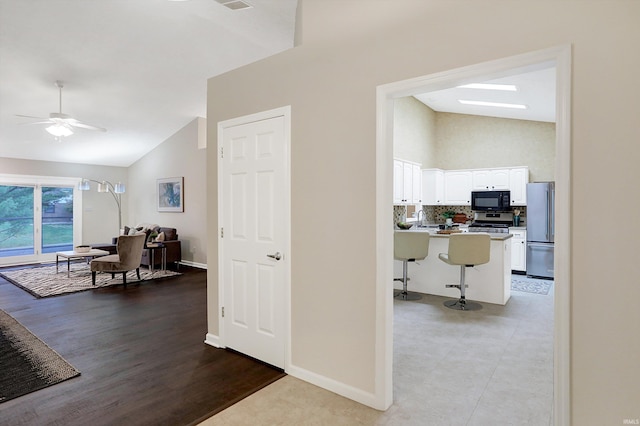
[444,265,482,311]
[92,271,96,286]
[123,272,127,287]
[136,268,140,280]
[394,260,422,301]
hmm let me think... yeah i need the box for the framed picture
[157,177,184,212]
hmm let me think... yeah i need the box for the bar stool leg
[394,260,422,301]
[444,265,482,311]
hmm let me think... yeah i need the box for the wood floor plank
[0,266,285,426]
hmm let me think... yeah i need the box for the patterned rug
[511,276,553,295]
[0,309,80,403]
[0,263,181,298]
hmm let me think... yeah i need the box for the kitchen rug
[0,309,80,403]
[511,276,553,295]
[0,263,181,298]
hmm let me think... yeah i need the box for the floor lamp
[78,179,125,231]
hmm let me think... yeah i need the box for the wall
[0,157,127,243]
[436,112,555,182]
[128,118,207,267]
[207,1,640,423]
[393,97,436,167]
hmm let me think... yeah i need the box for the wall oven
[471,190,511,212]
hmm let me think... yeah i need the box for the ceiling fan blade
[15,114,48,120]
[18,120,55,126]
[68,120,107,132]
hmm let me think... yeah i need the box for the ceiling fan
[17,80,106,139]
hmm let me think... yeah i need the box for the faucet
[416,209,425,227]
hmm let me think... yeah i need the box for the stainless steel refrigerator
[526,182,555,279]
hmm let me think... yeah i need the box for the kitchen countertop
[396,227,513,240]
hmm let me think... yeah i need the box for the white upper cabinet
[472,169,510,190]
[509,167,529,206]
[393,159,422,205]
[422,169,444,205]
[444,170,472,205]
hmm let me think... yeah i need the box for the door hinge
[221,307,225,318]
[220,227,224,238]
[220,147,224,158]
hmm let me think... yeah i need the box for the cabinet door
[491,169,510,190]
[422,169,444,205]
[510,230,527,272]
[402,162,413,203]
[472,169,491,190]
[509,167,529,205]
[393,160,405,204]
[411,164,422,204]
[444,171,472,205]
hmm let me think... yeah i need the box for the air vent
[215,0,253,10]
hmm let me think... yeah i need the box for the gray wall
[127,118,207,267]
[206,0,640,422]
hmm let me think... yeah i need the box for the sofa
[113,225,182,270]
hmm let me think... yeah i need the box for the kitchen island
[394,229,513,305]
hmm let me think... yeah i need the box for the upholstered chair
[90,234,146,286]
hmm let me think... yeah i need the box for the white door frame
[375,45,572,424]
[216,106,292,370]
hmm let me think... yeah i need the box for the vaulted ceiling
[0,0,298,167]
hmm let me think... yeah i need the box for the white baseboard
[204,333,222,348]
[286,364,384,411]
[179,260,207,269]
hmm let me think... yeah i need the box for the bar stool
[394,231,430,301]
[438,233,490,311]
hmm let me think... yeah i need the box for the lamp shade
[97,182,108,192]
[113,182,125,193]
[78,179,90,191]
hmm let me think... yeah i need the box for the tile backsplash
[394,205,527,226]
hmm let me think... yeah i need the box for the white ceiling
[414,64,556,123]
[0,0,297,167]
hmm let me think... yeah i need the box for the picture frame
[157,177,184,212]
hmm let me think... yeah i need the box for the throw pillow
[128,228,137,236]
[156,231,165,242]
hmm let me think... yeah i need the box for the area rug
[0,263,181,298]
[0,309,80,403]
[511,276,553,295]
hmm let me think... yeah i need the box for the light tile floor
[201,277,554,425]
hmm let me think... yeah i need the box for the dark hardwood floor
[0,265,285,426]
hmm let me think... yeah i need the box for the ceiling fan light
[45,123,73,137]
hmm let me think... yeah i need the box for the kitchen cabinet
[510,229,527,272]
[472,169,510,190]
[422,169,444,205]
[444,170,472,205]
[509,167,529,206]
[393,159,422,204]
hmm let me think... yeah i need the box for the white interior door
[221,112,288,369]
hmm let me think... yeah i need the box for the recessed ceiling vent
[215,0,253,10]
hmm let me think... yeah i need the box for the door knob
[267,252,282,261]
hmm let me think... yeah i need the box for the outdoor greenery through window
[0,185,74,258]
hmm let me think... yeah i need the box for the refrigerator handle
[550,187,555,241]
[545,189,550,240]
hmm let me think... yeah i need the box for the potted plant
[443,210,456,227]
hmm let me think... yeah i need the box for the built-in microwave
[471,190,511,212]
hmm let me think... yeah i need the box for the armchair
[90,233,146,286]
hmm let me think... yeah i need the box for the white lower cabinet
[510,229,526,272]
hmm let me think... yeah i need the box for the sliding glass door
[0,185,35,257]
[0,176,82,265]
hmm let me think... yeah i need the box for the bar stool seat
[394,231,430,301]
[438,233,490,310]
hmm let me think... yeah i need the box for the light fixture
[458,100,527,109]
[45,123,73,137]
[79,179,125,231]
[457,83,518,91]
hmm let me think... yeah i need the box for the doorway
[217,106,291,369]
[375,46,571,423]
